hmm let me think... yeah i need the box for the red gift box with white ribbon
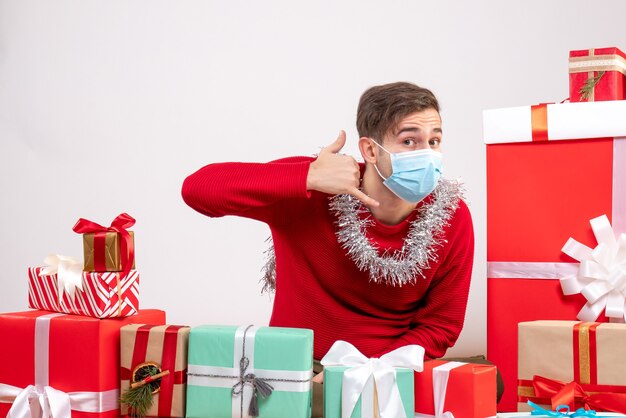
[0,309,166,418]
[28,265,140,318]
[483,100,626,411]
[414,360,497,418]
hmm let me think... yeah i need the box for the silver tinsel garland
[261,178,464,291]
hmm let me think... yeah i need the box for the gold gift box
[517,320,626,412]
[121,324,191,417]
[82,230,135,272]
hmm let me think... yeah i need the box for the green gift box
[323,366,414,418]
[186,324,313,418]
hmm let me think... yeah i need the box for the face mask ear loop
[370,138,391,181]
[371,138,391,154]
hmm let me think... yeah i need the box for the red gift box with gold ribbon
[0,309,166,418]
[518,321,626,413]
[483,100,626,411]
[569,47,626,102]
[120,324,190,417]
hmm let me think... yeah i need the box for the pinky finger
[350,188,380,208]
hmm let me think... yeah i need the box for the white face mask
[372,141,443,203]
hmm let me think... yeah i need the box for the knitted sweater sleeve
[181,156,313,223]
[375,200,474,360]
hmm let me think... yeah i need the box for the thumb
[322,130,346,154]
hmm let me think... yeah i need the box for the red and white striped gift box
[28,266,140,318]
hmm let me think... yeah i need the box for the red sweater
[182,156,474,360]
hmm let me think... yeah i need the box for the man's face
[375,108,442,177]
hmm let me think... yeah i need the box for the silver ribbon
[187,325,313,418]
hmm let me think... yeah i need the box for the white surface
[2,0,626,358]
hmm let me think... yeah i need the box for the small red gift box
[28,266,140,318]
[0,309,166,418]
[569,47,626,102]
[414,360,497,418]
[483,100,626,411]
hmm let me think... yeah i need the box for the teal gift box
[323,366,414,418]
[186,324,313,418]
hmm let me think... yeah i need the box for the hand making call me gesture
[306,130,380,209]
[306,105,444,227]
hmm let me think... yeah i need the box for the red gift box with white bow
[483,100,626,411]
[0,309,165,418]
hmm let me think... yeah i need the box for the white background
[1,0,626,357]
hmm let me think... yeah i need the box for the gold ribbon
[569,52,626,75]
[577,322,591,385]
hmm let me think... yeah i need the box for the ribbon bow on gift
[231,355,274,417]
[3,384,75,418]
[321,340,424,418]
[532,375,626,414]
[72,213,135,281]
[560,215,626,322]
[39,254,84,301]
[528,400,598,417]
[1,382,118,418]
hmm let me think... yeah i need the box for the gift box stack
[484,46,626,413]
[0,213,173,418]
[0,212,499,418]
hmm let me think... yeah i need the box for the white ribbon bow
[39,254,84,300]
[2,384,71,418]
[321,340,424,418]
[561,215,626,322]
[0,383,119,418]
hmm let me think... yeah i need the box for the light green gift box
[323,366,414,418]
[186,325,313,418]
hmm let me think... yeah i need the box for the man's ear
[359,137,378,164]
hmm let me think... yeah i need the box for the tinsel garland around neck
[261,178,464,291]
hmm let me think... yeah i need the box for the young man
[182,82,477,415]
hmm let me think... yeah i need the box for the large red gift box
[28,266,140,318]
[569,47,626,102]
[413,360,497,418]
[483,100,626,411]
[0,309,166,418]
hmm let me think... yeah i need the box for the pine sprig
[120,364,161,418]
[579,71,605,101]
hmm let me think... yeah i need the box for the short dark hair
[356,82,440,142]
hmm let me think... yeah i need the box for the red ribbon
[72,213,135,282]
[532,375,626,413]
[120,325,187,416]
[120,368,187,384]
